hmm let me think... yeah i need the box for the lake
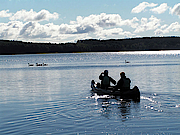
[0,51,180,134]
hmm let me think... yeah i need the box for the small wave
[141,96,163,112]
[141,96,157,103]
[87,93,115,100]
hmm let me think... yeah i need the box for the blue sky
[0,0,179,43]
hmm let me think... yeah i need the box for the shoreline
[1,36,180,55]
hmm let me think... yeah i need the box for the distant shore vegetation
[0,36,180,55]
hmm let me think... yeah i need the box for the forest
[0,37,180,55]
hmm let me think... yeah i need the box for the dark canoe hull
[91,80,140,101]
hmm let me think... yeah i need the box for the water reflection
[90,94,140,122]
[119,101,131,122]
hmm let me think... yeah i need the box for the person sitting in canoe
[99,70,116,89]
[116,72,131,92]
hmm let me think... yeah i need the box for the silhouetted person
[99,70,116,89]
[116,72,131,93]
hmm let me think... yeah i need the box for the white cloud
[95,28,134,39]
[64,13,123,34]
[0,20,90,43]
[0,21,23,39]
[96,28,123,38]
[170,3,180,17]
[160,24,168,29]
[69,13,139,34]
[164,22,180,33]
[134,15,161,33]
[67,13,138,39]
[154,22,180,35]
[19,22,52,38]
[59,23,77,34]
[95,13,122,27]
[150,3,169,14]
[120,17,139,28]
[0,8,179,43]
[9,9,59,22]
[0,10,12,17]
[0,21,60,40]
[131,2,158,13]
[0,12,138,42]
[71,13,122,28]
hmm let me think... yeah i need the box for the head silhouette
[120,72,125,78]
[104,70,108,76]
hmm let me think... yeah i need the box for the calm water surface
[0,51,180,134]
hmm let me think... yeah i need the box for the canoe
[91,80,140,101]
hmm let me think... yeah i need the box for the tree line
[0,37,180,55]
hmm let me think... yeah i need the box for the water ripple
[1,52,180,134]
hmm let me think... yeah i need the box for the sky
[0,0,180,43]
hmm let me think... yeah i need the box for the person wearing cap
[99,70,116,89]
[116,72,131,92]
